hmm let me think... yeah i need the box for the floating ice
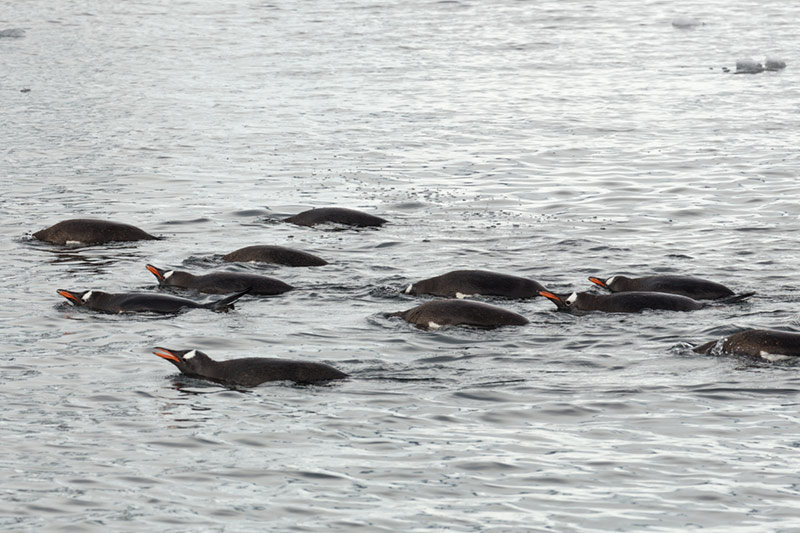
[671,16,701,29]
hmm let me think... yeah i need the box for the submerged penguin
[404,270,545,299]
[539,290,705,314]
[153,347,348,387]
[693,329,800,361]
[588,274,752,301]
[57,288,250,314]
[284,207,387,228]
[33,219,159,245]
[389,299,529,330]
[146,264,292,295]
[222,245,328,266]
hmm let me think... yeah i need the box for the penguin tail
[717,291,755,304]
[207,288,252,312]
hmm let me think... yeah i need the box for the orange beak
[57,289,80,303]
[538,290,563,303]
[153,347,180,363]
[588,277,607,288]
[145,264,164,280]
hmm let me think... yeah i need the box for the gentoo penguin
[284,207,387,228]
[405,270,545,299]
[588,274,751,301]
[539,290,704,314]
[57,288,250,314]
[33,219,158,245]
[222,245,328,266]
[146,264,293,295]
[389,299,529,330]
[693,329,800,361]
[153,348,347,387]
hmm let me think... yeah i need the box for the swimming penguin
[33,219,159,245]
[284,207,387,228]
[693,329,800,361]
[57,288,250,314]
[146,264,293,296]
[539,290,704,314]
[588,274,750,300]
[0,28,26,38]
[222,245,328,266]
[405,270,545,299]
[389,299,529,330]
[153,348,348,387]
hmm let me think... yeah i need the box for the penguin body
[153,348,347,386]
[34,219,158,245]
[57,288,249,314]
[405,270,545,299]
[694,329,800,361]
[589,274,739,300]
[146,264,292,295]
[284,207,386,228]
[222,245,327,266]
[390,299,528,330]
[540,290,704,314]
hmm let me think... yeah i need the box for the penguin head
[57,289,95,306]
[589,275,627,292]
[145,264,175,285]
[538,290,579,311]
[153,347,213,375]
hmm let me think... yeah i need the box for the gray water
[3,0,800,531]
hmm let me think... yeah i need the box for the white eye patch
[404,284,413,294]
[606,276,617,286]
[184,349,197,360]
[82,291,93,302]
[164,270,175,280]
[566,292,578,305]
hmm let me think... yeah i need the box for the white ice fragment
[671,16,700,29]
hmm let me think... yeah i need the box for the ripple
[3,0,800,531]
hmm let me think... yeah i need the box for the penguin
[153,348,348,387]
[284,207,387,228]
[588,274,750,301]
[33,219,159,245]
[57,288,250,314]
[389,299,529,330]
[405,270,545,299]
[539,290,704,314]
[222,245,328,266]
[146,264,293,296]
[693,329,800,361]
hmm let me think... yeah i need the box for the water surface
[2,0,800,531]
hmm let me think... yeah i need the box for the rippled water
[3,0,800,531]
